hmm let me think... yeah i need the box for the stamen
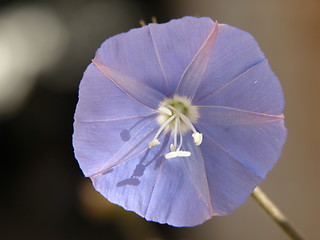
[167,105,203,146]
[165,150,191,159]
[148,114,176,149]
[173,115,179,148]
[165,151,177,159]
[176,118,183,151]
[158,106,172,116]
[148,139,160,149]
[177,151,191,157]
[154,95,203,159]
[170,144,176,152]
[192,132,203,146]
[175,110,197,133]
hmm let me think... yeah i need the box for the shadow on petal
[113,134,170,188]
[120,129,131,142]
[117,178,140,187]
[119,114,156,142]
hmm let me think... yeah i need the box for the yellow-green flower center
[149,95,202,159]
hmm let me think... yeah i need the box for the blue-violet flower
[73,16,287,227]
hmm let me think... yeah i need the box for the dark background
[0,0,319,239]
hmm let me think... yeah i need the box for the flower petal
[175,22,218,99]
[193,24,266,105]
[200,138,263,215]
[73,115,160,177]
[74,63,155,122]
[197,106,284,126]
[94,24,171,94]
[91,141,168,221]
[148,16,215,95]
[91,134,213,227]
[73,63,163,177]
[197,120,287,179]
[196,59,285,115]
[144,135,212,226]
[93,60,165,110]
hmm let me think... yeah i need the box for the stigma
[148,95,202,159]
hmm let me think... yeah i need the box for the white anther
[165,150,191,159]
[148,139,160,149]
[165,151,178,159]
[158,107,172,116]
[177,151,191,157]
[170,144,176,152]
[192,132,203,146]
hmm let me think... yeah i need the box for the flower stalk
[251,187,306,240]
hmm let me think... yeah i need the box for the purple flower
[73,16,287,227]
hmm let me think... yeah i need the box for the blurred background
[1,0,319,239]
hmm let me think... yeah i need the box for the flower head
[73,16,287,227]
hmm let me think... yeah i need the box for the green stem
[251,187,305,240]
